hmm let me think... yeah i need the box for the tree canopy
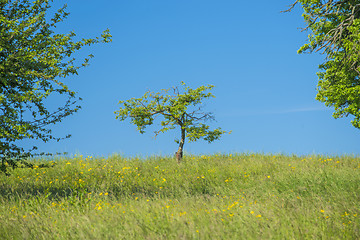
[115,82,227,162]
[0,0,111,174]
[287,0,360,129]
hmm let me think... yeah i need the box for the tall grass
[0,153,359,239]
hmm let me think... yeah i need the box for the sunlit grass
[0,153,359,239]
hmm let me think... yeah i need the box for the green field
[0,153,359,239]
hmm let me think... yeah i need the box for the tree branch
[281,0,299,13]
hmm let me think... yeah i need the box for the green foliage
[0,0,112,174]
[115,82,227,161]
[291,0,360,129]
[0,154,359,239]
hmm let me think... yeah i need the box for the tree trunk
[175,127,186,163]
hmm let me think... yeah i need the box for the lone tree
[114,82,227,163]
[286,0,360,129]
[0,0,111,174]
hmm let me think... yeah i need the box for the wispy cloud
[219,106,330,117]
[266,106,329,114]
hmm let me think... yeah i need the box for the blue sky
[27,0,360,157]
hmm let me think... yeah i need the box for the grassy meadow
[0,153,359,239]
